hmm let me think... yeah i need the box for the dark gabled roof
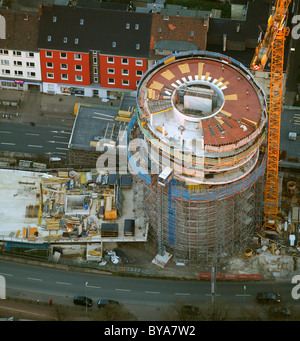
[38,5,152,58]
[208,0,270,44]
[0,10,40,51]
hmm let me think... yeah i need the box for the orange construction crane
[250,0,291,231]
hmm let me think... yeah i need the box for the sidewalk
[0,89,123,128]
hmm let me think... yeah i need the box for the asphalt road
[0,121,71,158]
[1,260,299,311]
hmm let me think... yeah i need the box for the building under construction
[128,51,268,264]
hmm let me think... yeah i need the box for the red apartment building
[38,5,152,97]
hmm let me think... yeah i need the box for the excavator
[250,0,291,231]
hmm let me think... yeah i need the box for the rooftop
[38,4,152,58]
[0,9,40,51]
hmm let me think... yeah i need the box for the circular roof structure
[135,51,267,185]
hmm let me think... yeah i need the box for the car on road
[256,292,281,304]
[97,299,119,309]
[73,296,93,307]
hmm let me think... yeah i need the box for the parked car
[73,296,93,307]
[97,298,119,308]
[256,292,281,304]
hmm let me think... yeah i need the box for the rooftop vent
[53,16,57,22]
[112,41,117,48]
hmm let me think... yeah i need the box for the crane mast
[250,0,291,231]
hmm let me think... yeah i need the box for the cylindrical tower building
[128,51,267,264]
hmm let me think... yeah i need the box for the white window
[1,69,10,75]
[26,52,34,58]
[47,35,52,42]
[135,24,139,30]
[0,49,8,55]
[112,41,117,48]
[122,69,129,75]
[126,23,130,29]
[60,52,67,59]
[61,73,68,80]
[46,51,52,58]
[107,57,114,63]
[122,58,128,65]
[14,70,23,76]
[136,44,140,50]
[135,59,143,66]
[47,72,54,79]
[13,51,21,56]
[27,71,36,77]
[122,79,129,86]
[60,63,68,70]
[108,78,115,84]
[1,60,9,65]
[63,37,68,43]
[75,75,82,81]
[74,54,81,60]
[80,19,84,25]
[75,65,82,71]
[75,38,79,44]
[53,16,57,22]
[136,70,143,76]
[26,62,35,67]
[107,68,115,74]
[14,61,22,66]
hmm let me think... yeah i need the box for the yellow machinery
[250,0,291,231]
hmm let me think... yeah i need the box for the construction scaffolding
[128,51,268,264]
[133,154,266,264]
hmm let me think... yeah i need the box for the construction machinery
[250,0,291,231]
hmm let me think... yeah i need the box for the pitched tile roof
[149,13,208,60]
[38,5,152,58]
[0,10,40,51]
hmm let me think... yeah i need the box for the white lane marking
[115,288,131,292]
[0,131,12,134]
[26,133,39,136]
[0,272,13,277]
[56,147,68,151]
[235,294,252,297]
[205,294,221,296]
[86,285,101,289]
[56,281,71,286]
[55,141,68,144]
[145,291,160,294]
[175,293,191,296]
[1,142,15,145]
[27,277,42,281]
[28,144,43,148]
[53,135,68,139]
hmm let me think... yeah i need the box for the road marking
[205,294,221,297]
[145,291,160,294]
[0,272,13,277]
[235,294,252,297]
[1,142,15,145]
[56,281,71,286]
[28,144,43,148]
[55,141,68,144]
[56,147,68,151]
[53,135,68,139]
[175,293,191,296]
[0,131,12,134]
[54,152,67,155]
[86,285,101,289]
[27,277,42,281]
[115,288,131,292]
[25,133,39,136]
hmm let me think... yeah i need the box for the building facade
[0,10,41,91]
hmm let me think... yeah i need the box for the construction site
[129,50,268,265]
